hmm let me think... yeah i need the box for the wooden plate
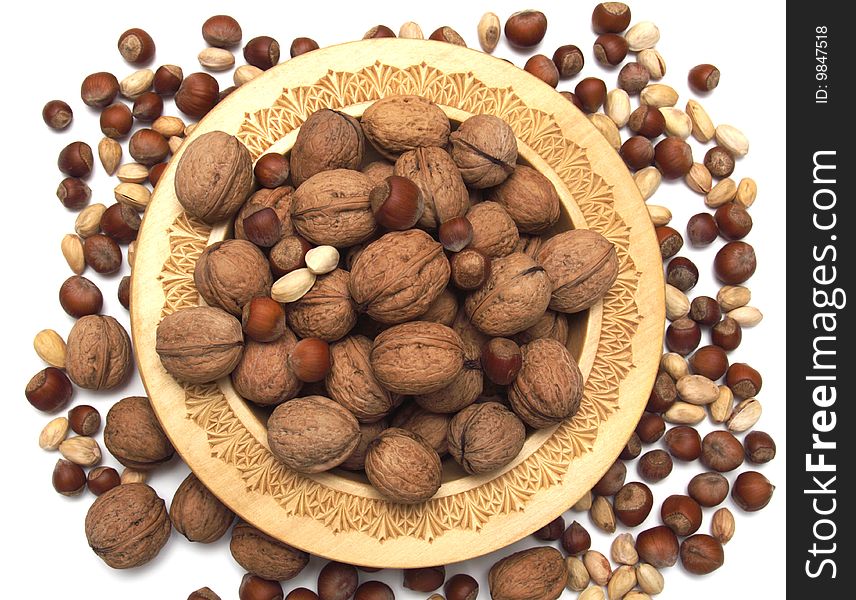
[131,39,664,568]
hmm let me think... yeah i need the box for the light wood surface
[131,39,664,567]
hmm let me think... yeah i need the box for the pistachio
[271,268,316,303]
[120,69,155,99]
[573,490,594,511]
[709,385,734,423]
[114,182,152,211]
[76,204,107,238]
[121,468,147,484]
[583,550,612,587]
[625,593,653,600]
[663,401,706,425]
[660,108,692,139]
[59,436,102,467]
[665,284,689,320]
[715,124,750,157]
[198,47,235,71]
[304,246,340,275]
[152,115,186,138]
[39,417,69,451]
[607,565,637,600]
[61,234,85,275]
[634,166,661,200]
[727,398,762,432]
[635,563,664,595]
[637,49,666,79]
[705,178,737,208]
[98,137,122,175]
[588,113,621,151]
[590,495,617,533]
[686,100,715,142]
[711,507,736,544]
[660,352,689,380]
[234,65,263,86]
[566,556,590,591]
[184,123,198,137]
[579,587,606,600]
[34,329,67,368]
[610,533,639,565]
[717,285,751,311]
[169,136,184,155]
[117,163,150,184]
[685,162,712,194]
[736,177,758,208]
[640,84,678,108]
[647,205,671,226]
[728,306,763,327]
[478,12,501,53]
[605,89,631,127]
[676,374,720,405]
[399,21,424,39]
[625,22,660,51]
[128,241,137,269]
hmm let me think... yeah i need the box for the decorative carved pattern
[161,61,640,541]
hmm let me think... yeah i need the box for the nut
[688,472,730,507]
[711,507,735,544]
[170,472,235,543]
[118,28,155,64]
[243,35,280,69]
[292,169,376,246]
[116,163,150,184]
[370,175,424,230]
[591,496,617,533]
[39,416,69,450]
[68,404,101,436]
[625,21,659,51]
[58,141,94,177]
[43,100,73,129]
[449,114,517,188]
[709,385,734,423]
[607,565,636,600]
[635,526,679,569]
[26,367,72,412]
[327,336,399,422]
[732,471,775,511]
[661,494,703,536]
[594,33,629,67]
[660,352,689,380]
[736,177,758,208]
[175,72,220,118]
[680,535,724,575]
[114,182,152,211]
[230,522,310,581]
[488,547,567,600]
[554,45,585,78]
[291,109,364,186]
[53,459,86,496]
[120,69,155,99]
[198,47,235,71]
[56,177,92,210]
[635,564,663,595]
[745,430,777,464]
[605,89,631,127]
[85,467,119,496]
[394,146,468,229]
[715,124,750,157]
[194,239,272,315]
[611,533,638,565]
[104,396,175,470]
[466,201,519,258]
[637,49,666,79]
[81,72,119,107]
[76,204,107,238]
[448,402,525,474]
[566,556,590,592]
[399,21,424,39]
[97,137,122,175]
[287,269,356,341]
[660,107,692,139]
[477,12,501,52]
[59,436,101,467]
[676,374,719,405]
[509,338,583,428]
[686,100,715,142]
[362,96,450,161]
[153,64,183,95]
[481,338,523,386]
[504,10,548,47]
[641,84,678,108]
[728,306,763,326]
[614,482,653,527]
[618,62,650,94]
[654,137,693,179]
[491,165,560,233]
[686,163,713,195]
[231,331,300,405]
[562,520,592,555]
[714,240,756,284]
[701,430,744,472]
[202,15,242,48]
[589,113,621,150]
[575,77,607,112]
[271,268,316,303]
[583,550,611,586]
[665,284,689,320]
[61,234,86,275]
[234,64,263,86]
[391,403,451,456]
[663,402,706,425]
[365,427,442,503]
[727,398,762,432]
[35,328,68,369]
[717,285,751,311]
[634,166,661,200]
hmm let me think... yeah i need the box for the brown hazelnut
[56,177,91,209]
[354,581,393,600]
[715,202,753,240]
[133,91,164,121]
[318,562,359,600]
[239,574,283,600]
[701,430,744,472]
[403,566,445,592]
[429,26,466,46]
[445,574,478,600]
[451,248,491,290]
[244,36,280,70]
[592,2,631,33]
[100,203,141,244]
[680,535,725,575]
[129,128,170,166]
[83,234,122,274]
[714,241,756,284]
[69,404,101,436]
[43,100,73,130]
[81,72,120,107]
[560,91,585,111]
[175,72,220,119]
[87,466,121,496]
[254,153,290,189]
[593,33,628,66]
[219,85,238,102]
[289,338,331,382]
[636,525,679,568]
[364,25,396,39]
[100,103,133,138]
[561,520,592,554]
[618,62,650,95]
[688,472,729,507]
[118,276,131,310]
[285,590,319,600]
[524,54,559,87]
[203,15,242,48]
[638,449,673,482]
[614,482,654,527]
[661,494,703,536]
[574,77,607,112]
[552,45,584,78]
[242,297,286,342]
[688,64,721,93]
[58,141,93,178]
[533,515,565,541]
[636,411,665,443]
[59,275,103,318]
[655,137,693,179]
[290,36,320,57]
[687,213,719,246]
[593,460,627,496]
[269,235,311,277]
[118,28,156,64]
[665,317,701,355]
[53,459,86,496]
[504,10,547,47]
[619,432,642,460]
[149,163,167,186]
[666,256,698,291]
[744,431,777,464]
[704,146,735,178]
[154,64,184,95]
[628,105,666,138]
[439,216,474,252]
[620,135,654,170]
[243,207,282,248]
[712,316,742,350]
[725,362,762,397]
[690,296,722,326]
[647,370,677,413]
[370,175,424,230]
[26,367,73,412]
[481,337,522,385]
[689,345,729,380]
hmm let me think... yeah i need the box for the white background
[0,0,786,598]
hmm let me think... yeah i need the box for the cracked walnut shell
[466,201,520,257]
[326,335,400,423]
[349,229,450,324]
[170,472,234,544]
[287,268,357,341]
[361,95,451,160]
[65,315,132,390]
[394,146,468,229]
[231,329,301,406]
[448,401,526,475]
[450,114,517,188]
[509,338,583,428]
[194,239,272,316]
[365,427,442,503]
[230,522,310,581]
[490,165,560,234]
[291,109,365,186]
[291,169,377,247]
[103,396,174,470]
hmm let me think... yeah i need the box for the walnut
[231,330,301,406]
[326,335,399,423]
[234,186,294,241]
[466,201,520,257]
[349,230,450,324]
[364,428,442,503]
[291,169,377,247]
[103,396,174,470]
[156,306,244,384]
[361,160,395,187]
[291,109,365,186]
[488,546,568,600]
[514,234,544,259]
[448,402,526,474]
[85,483,171,569]
[535,229,619,313]
[514,310,570,347]
[66,315,132,390]
[370,321,465,395]
[229,522,309,581]
[267,396,360,473]
[174,131,254,224]
[394,147,468,228]
[465,252,552,336]
[509,338,583,428]
[390,403,451,455]
[450,114,517,188]
[361,95,451,160]
[340,419,388,471]
[420,288,458,326]
[490,165,561,234]
[286,269,357,341]
[194,240,272,316]
[169,472,235,543]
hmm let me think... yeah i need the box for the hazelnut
[688,472,729,507]
[87,466,121,496]
[254,153,290,189]
[714,241,756,284]
[370,175,424,230]
[403,566,445,592]
[704,146,735,178]
[129,128,169,166]
[58,275,103,318]
[504,10,547,47]
[118,276,131,310]
[592,2,631,33]
[58,141,93,178]
[628,105,666,138]
[451,248,491,290]
[561,520,592,555]
[175,72,220,119]
[318,562,359,600]
[354,582,394,600]
[244,35,280,70]
[242,297,286,342]
[593,460,627,496]
[712,316,742,350]
[638,449,673,482]
[56,177,91,209]
[689,345,728,380]
[655,137,693,179]
[560,91,585,111]
[701,430,744,472]
[636,412,665,443]
[43,100,73,130]
[444,574,479,600]
[118,28,156,64]
[690,296,722,326]
[289,338,331,382]
[26,367,73,412]
[439,216,474,252]
[665,317,701,355]
[53,458,86,496]
[429,26,466,46]
[100,203,141,243]
[680,534,724,575]
[618,62,650,95]
[574,77,607,112]
[661,494,703,536]
[481,337,522,385]
[524,54,559,87]
[83,234,122,274]
[285,590,318,600]
[81,72,120,107]
[725,362,762,397]
[715,202,753,240]
[149,163,167,186]
[533,515,565,541]
[239,574,283,600]
[364,25,396,39]
[635,525,679,568]
[290,36,319,57]
[647,370,677,413]
[619,432,642,460]
[269,236,311,277]
[154,64,184,95]
[666,256,698,291]
[100,103,134,138]
[744,430,777,464]
[614,482,654,527]
[593,33,628,66]
[688,64,721,93]
[620,136,654,170]
[243,207,283,248]
[68,404,101,437]
[132,91,164,121]
[687,213,719,246]
[203,15,242,48]
[552,45,584,78]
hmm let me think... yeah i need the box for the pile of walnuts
[156,94,619,504]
